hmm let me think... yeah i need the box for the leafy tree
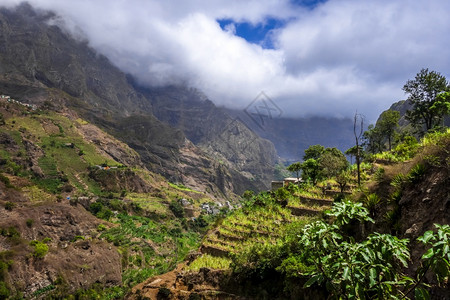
[403,68,449,133]
[303,144,325,160]
[431,92,450,127]
[300,159,321,185]
[318,148,348,178]
[286,162,302,183]
[335,169,351,194]
[363,124,384,154]
[377,110,400,150]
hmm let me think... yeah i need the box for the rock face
[137,85,278,189]
[0,3,276,197]
[384,100,450,131]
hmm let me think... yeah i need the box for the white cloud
[2,0,450,121]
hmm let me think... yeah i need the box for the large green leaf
[414,287,430,300]
[303,274,323,288]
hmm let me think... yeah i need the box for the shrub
[232,240,285,280]
[417,224,450,285]
[242,190,254,201]
[97,224,107,231]
[194,215,208,228]
[374,167,385,182]
[408,163,426,183]
[26,219,34,228]
[0,174,13,188]
[0,281,9,299]
[4,202,14,211]
[169,200,184,218]
[393,135,419,161]
[97,208,113,220]
[297,202,411,299]
[30,240,49,259]
[157,287,171,299]
[188,293,201,300]
[89,202,103,215]
[71,236,85,242]
[273,187,291,203]
[390,173,407,189]
[363,193,381,214]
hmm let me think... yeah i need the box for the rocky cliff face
[136,85,278,188]
[0,3,275,197]
[384,100,449,130]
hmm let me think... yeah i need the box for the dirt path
[74,173,89,191]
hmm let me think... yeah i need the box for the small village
[0,94,37,111]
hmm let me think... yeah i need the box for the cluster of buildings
[0,94,37,110]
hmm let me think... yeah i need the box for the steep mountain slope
[0,96,224,297]
[226,108,355,161]
[135,85,277,187]
[128,130,450,300]
[0,3,274,197]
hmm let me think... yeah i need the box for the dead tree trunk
[354,112,364,187]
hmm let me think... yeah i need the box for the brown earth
[128,263,242,300]
[0,180,122,297]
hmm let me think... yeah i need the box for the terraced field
[193,182,357,267]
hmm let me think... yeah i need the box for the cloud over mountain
[2,0,450,121]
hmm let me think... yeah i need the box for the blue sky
[3,0,450,121]
[217,18,287,49]
[217,0,327,49]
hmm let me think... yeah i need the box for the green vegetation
[286,162,302,182]
[4,202,14,211]
[290,145,348,186]
[1,67,449,299]
[101,213,202,287]
[376,110,400,150]
[0,106,223,297]
[404,68,449,133]
[185,117,450,299]
[187,254,231,271]
[29,240,49,259]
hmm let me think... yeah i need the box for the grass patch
[186,254,231,271]
[126,193,170,216]
[168,182,201,194]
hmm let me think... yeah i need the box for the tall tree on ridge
[376,110,400,151]
[403,68,449,133]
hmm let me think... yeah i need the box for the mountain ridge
[0,3,275,197]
